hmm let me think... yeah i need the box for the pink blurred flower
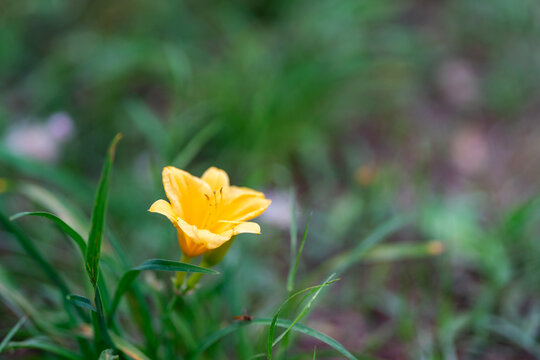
[4,112,74,163]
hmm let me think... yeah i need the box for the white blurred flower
[4,112,74,163]
[46,112,74,142]
[260,190,296,230]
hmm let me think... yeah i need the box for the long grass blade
[287,212,312,293]
[108,259,218,321]
[191,317,357,360]
[5,338,81,360]
[0,316,27,353]
[85,133,122,286]
[286,190,297,293]
[363,241,444,262]
[94,286,114,347]
[268,274,337,358]
[171,121,221,168]
[110,333,152,360]
[325,215,411,276]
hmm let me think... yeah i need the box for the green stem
[182,259,210,294]
[173,254,191,291]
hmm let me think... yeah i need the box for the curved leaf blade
[11,211,87,257]
[108,259,218,321]
[0,211,70,297]
[268,275,338,359]
[5,338,80,360]
[191,317,358,360]
[110,333,152,360]
[66,294,96,312]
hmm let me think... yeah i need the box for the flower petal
[149,199,177,224]
[177,218,233,257]
[162,166,212,225]
[201,167,230,192]
[231,221,261,235]
[223,188,271,222]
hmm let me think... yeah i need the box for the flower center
[200,187,224,230]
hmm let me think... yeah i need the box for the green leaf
[99,349,119,360]
[85,133,122,286]
[110,333,152,360]
[67,294,96,312]
[125,100,169,156]
[363,241,444,262]
[0,316,27,354]
[0,266,57,335]
[287,212,311,293]
[171,121,221,168]
[108,259,218,321]
[94,285,115,348]
[5,338,81,360]
[486,316,540,357]
[0,145,92,202]
[11,211,87,257]
[191,317,358,360]
[324,215,411,276]
[17,182,90,238]
[286,190,298,293]
[268,274,337,359]
[0,211,70,298]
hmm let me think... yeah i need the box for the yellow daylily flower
[149,166,271,258]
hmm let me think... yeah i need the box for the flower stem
[173,254,191,292]
[182,259,210,294]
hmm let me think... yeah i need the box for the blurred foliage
[1,0,540,359]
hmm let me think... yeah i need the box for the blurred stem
[182,259,210,294]
[161,254,192,345]
[173,254,191,292]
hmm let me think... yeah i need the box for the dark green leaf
[85,133,122,286]
[94,286,115,348]
[66,294,96,312]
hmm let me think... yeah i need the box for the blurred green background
[2,0,540,359]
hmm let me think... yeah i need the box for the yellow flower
[149,166,271,258]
